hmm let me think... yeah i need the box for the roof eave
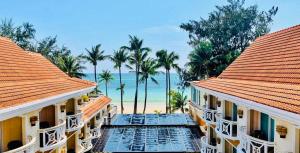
[192,84,300,126]
[0,86,96,121]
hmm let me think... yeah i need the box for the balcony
[66,112,84,132]
[200,136,217,153]
[4,137,36,153]
[38,121,67,152]
[90,126,101,139]
[202,106,218,124]
[79,138,93,153]
[215,114,238,140]
[238,128,274,153]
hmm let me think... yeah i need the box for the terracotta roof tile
[81,96,111,121]
[0,37,96,110]
[193,25,300,114]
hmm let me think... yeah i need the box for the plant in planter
[60,105,66,113]
[29,116,38,126]
[276,126,288,138]
[82,95,89,102]
[237,109,243,118]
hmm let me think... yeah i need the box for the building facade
[189,25,300,153]
[0,37,116,153]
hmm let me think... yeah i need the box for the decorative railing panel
[215,114,238,139]
[4,137,36,153]
[202,106,218,124]
[79,138,93,153]
[238,127,274,153]
[200,136,217,153]
[90,126,101,139]
[38,121,66,151]
[66,112,84,132]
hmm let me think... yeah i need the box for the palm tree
[98,70,114,97]
[58,55,86,78]
[110,48,128,114]
[140,58,159,114]
[187,41,213,79]
[122,35,150,114]
[82,44,107,87]
[156,50,179,113]
[170,90,188,113]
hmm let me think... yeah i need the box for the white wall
[274,119,298,153]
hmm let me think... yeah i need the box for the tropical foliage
[170,90,188,113]
[58,56,86,78]
[98,70,114,97]
[156,50,179,113]
[140,58,159,114]
[122,35,150,114]
[180,0,278,78]
[110,48,128,114]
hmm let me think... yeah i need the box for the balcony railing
[4,137,36,153]
[200,136,217,153]
[90,126,101,139]
[238,127,274,153]
[109,105,117,118]
[79,138,93,153]
[215,114,238,139]
[202,106,218,124]
[66,112,84,132]
[38,121,67,152]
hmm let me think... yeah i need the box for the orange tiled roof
[0,37,96,110]
[193,25,300,114]
[81,96,111,121]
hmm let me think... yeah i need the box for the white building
[189,25,300,153]
[0,37,116,153]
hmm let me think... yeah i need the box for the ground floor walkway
[92,114,203,152]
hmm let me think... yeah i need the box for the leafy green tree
[156,50,179,113]
[0,18,36,50]
[170,90,188,113]
[122,35,150,114]
[140,58,159,114]
[99,70,114,97]
[180,0,278,77]
[110,48,128,114]
[82,44,108,90]
[58,55,86,78]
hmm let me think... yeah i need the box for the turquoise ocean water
[83,73,188,107]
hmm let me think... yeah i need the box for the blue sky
[1,0,300,73]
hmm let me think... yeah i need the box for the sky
[1,0,300,73]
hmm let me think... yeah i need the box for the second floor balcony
[4,137,36,153]
[79,138,93,153]
[215,114,238,140]
[66,112,84,132]
[202,106,218,124]
[238,127,275,153]
[38,120,67,152]
[200,136,217,153]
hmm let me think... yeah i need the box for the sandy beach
[112,102,167,114]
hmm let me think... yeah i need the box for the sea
[83,73,190,112]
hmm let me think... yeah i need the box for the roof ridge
[257,24,300,40]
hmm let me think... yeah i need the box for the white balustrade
[215,114,238,139]
[66,112,84,132]
[202,106,218,124]
[4,137,36,153]
[200,136,217,153]
[90,126,101,139]
[109,105,117,119]
[38,121,67,152]
[238,127,274,153]
[79,138,93,153]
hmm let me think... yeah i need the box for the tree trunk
[118,67,124,114]
[165,69,168,114]
[133,64,139,114]
[143,78,148,114]
[168,70,171,113]
[94,65,97,92]
[105,81,108,97]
